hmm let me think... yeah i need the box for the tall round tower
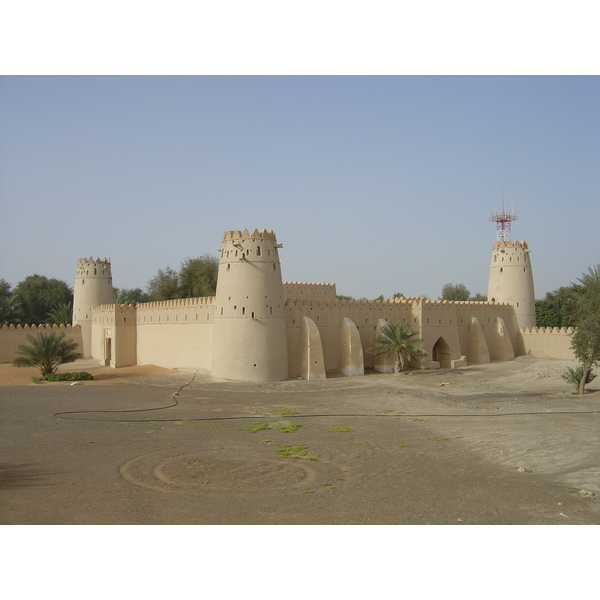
[211,228,289,382]
[487,240,536,331]
[72,257,113,356]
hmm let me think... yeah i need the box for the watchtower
[72,257,113,356]
[487,205,536,332]
[211,229,289,382]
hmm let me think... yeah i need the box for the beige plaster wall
[285,298,413,375]
[519,327,575,360]
[0,324,83,363]
[135,299,214,371]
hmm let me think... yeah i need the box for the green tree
[471,293,488,302]
[0,294,23,326]
[113,287,149,305]
[570,264,600,394]
[0,278,11,298]
[12,275,72,325]
[12,331,83,377]
[369,320,427,373]
[393,292,404,298]
[535,286,577,328]
[145,255,219,301]
[146,267,181,301]
[178,255,219,298]
[440,283,470,301]
[46,302,72,326]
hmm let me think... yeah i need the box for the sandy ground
[1,356,600,524]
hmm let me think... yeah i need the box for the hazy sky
[1,75,599,300]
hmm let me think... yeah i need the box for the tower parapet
[73,257,113,356]
[211,229,289,381]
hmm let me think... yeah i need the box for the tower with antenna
[487,192,536,335]
[489,191,518,242]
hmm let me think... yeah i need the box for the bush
[32,371,94,383]
[562,365,596,393]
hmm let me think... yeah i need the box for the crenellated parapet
[0,323,81,331]
[137,297,215,310]
[222,228,277,241]
[285,297,417,309]
[283,282,337,299]
[418,298,509,308]
[92,303,132,312]
[76,257,111,277]
[520,326,575,335]
[492,240,529,250]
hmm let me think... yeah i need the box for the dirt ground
[1,356,600,525]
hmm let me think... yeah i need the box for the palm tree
[12,332,82,376]
[369,321,427,373]
[0,295,23,326]
[46,302,73,326]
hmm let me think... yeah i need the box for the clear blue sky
[1,75,599,300]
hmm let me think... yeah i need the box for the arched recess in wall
[432,337,452,369]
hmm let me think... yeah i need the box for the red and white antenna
[489,187,517,241]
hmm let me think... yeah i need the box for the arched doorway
[432,337,451,368]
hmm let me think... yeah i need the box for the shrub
[32,372,94,383]
[562,365,596,393]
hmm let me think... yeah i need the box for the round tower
[487,240,536,331]
[72,257,113,356]
[211,228,289,382]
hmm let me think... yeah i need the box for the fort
[0,227,575,378]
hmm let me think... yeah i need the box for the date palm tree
[369,320,427,373]
[12,331,82,376]
[0,295,23,326]
[46,302,73,326]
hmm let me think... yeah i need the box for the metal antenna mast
[489,186,518,241]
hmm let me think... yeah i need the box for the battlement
[520,326,575,335]
[222,228,277,242]
[76,257,112,279]
[283,282,337,299]
[0,323,81,331]
[137,297,215,310]
[285,297,412,309]
[492,240,529,250]
[417,298,509,308]
[77,257,111,269]
[92,303,136,312]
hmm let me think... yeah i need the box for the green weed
[324,426,352,433]
[236,423,271,433]
[278,423,303,434]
